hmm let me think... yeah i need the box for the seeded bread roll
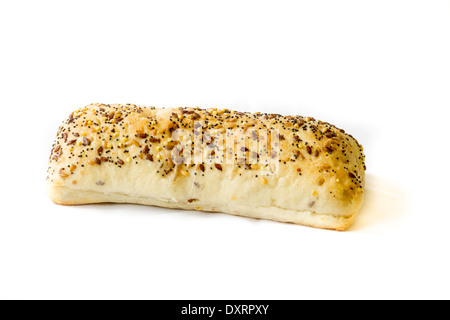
[46,103,366,231]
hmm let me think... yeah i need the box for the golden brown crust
[46,103,366,230]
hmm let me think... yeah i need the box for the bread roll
[46,103,366,230]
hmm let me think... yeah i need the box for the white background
[1,0,449,299]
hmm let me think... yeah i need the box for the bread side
[46,103,366,230]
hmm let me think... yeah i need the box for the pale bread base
[47,185,356,231]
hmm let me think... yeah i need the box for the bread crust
[46,103,366,230]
